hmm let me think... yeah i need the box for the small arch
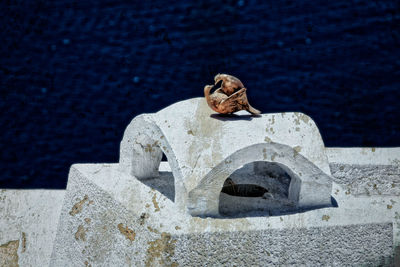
[140,152,175,202]
[219,161,297,216]
[119,114,187,208]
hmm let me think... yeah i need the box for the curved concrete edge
[188,142,332,217]
[119,114,162,178]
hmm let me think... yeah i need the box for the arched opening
[140,151,175,202]
[218,161,296,216]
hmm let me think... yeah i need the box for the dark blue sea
[0,0,399,188]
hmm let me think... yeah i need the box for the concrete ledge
[49,162,398,266]
[326,147,400,165]
[330,163,400,196]
[1,147,400,265]
[327,147,400,264]
[173,223,393,266]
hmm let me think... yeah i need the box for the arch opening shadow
[140,152,175,202]
[219,161,297,217]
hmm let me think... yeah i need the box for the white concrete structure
[1,98,400,266]
[120,98,332,217]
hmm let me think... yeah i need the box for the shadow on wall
[210,113,257,121]
[140,171,175,202]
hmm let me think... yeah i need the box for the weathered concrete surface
[0,189,65,267]
[327,147,400,265]
[50,161,398,266]
[173,223,393,266]
[327,148,400,196]
[120,98,332,216]
[326,147,400,166]
[50,163,178,267]
[330,164,400,196]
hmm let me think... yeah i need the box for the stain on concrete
[118,223,136,242]
[175,226,181,230]
[224,159,232,164]
[0,240,19,267]
[152,194,160,212]
[69,195,89,216]
[187,130,194,136]
[145,144,153,153]
[262,148,267,160]
[140,213,149,225]
[387,205,393,210]
[266,127,275,134]
[371,147,376,152]
[185,100,223,184]
[268,115,275,125]
[293,112,310,125]
[147,226,160,234]
[75,225,88,241]
[264,136,272,143]
[146,232,178,267]
[293,146,302,156]
[84,218,91,224]
[21,232,26,253]
[322,215,330,221]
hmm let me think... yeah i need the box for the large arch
[187,142,332,217]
